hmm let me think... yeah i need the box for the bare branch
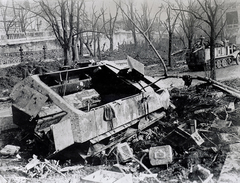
[115,1,168,76]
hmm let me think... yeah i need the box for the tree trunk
[97,32,101,60]
[84,43,94,56]
[110,36,113,52]
[73,38,79,62]
[79,33,84,56]
[93,32,96,57]
[210,30,216,80]
[168,33,172,68]
[132,28,137,46]
[72,36,76,61]
[188,39,192,50]
[75,37,79,61]
[63,46,72,66]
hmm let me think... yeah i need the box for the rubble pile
[2,80,240,182]
[88,82,240,182]
[0,60,63,98]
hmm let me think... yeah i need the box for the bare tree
[102,4,119,52]
[72,0,85,62]
[161,2,179,68]
[89,3,104,57]
[135,1,159,45]
[122,0,137,46]
[0,1,17,38]
[14,0,33,33]
[117,3,168,76]
[34,0,78,66]
[176,0,199,51]
[175,0,233,79]
[155,16,166,40]
[73,1,104,59]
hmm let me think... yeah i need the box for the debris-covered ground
[1,56,240,182]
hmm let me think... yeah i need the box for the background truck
[186,40,240,71]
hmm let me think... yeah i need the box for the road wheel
[227,57,232,65]
[236,54,240,65]
[215,59,222,68]
[221,58,228,67]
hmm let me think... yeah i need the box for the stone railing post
[19,46,23,62]
[43,45,46,59]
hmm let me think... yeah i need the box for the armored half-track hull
[10,57,170,159]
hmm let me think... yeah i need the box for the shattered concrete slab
[0,175,7,183]
[81,170,133,183]
[218,143,240,183]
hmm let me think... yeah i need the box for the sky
[84,0,176,20]
[0,0,177,21]
[85,0,168,12]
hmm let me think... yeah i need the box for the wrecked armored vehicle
[10,56,170,159]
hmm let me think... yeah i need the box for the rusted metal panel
[127,56,145,75]
[11,85,48,118]
[52,119,74,152]
[70,90,169,144]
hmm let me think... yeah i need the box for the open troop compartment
[10,58,170,159]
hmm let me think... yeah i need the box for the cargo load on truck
[10,56,170,159]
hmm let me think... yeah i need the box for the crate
[149,145,173,166]
[81,170,132,183]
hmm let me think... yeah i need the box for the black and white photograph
[0,0,240,182]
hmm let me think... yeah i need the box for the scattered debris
[81,170,133,183]
[226,102,235,112]
[138,173,158,181]
[0,96,10,102]
[189,164,213,183]
[25,155,41,171]
[60,165,84,173]
[2,61,240,182]
[25,155,65,178]
[0,145,20,156]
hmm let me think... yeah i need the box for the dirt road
[185,64,240,81]
[154,64,240,89]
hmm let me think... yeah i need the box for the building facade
[224,0,240,45]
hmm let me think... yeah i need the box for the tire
[221,58,228,67]
[236,54,240,65]
[215,59,222,68]
[227,57,232,65]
